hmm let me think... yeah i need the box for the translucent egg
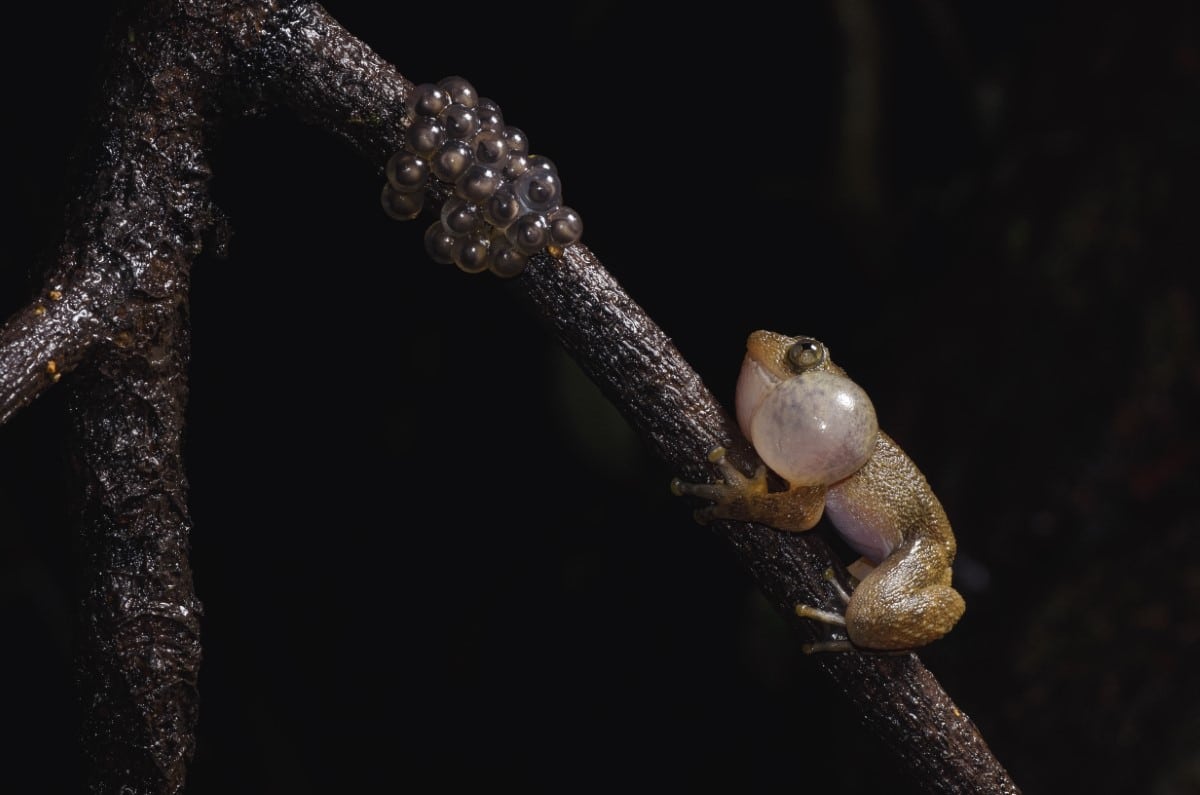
[507,213,550,255]
[471,130,509,168]
[438,76,478,108]
[409,83,449,118]
[455,164,502,203]
[440,103,480,141]
[424,222,456,264]
[441,197,482,236]
[513,162,561,213]
[502,153,530,180]
[548,206,583,246]
[488,237,529,278]
[502,127,529,158]
[381,183,423,220]
[430,140,474,183]
[386,151,428,193]
[475,98,505,133]
[453,235,491,273]
[406,119,446,158]
[484,186,522,229]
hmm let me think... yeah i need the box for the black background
[2,1,1197,792]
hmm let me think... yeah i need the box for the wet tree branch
[0,1,1019,792]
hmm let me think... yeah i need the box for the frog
[672,331,965,652]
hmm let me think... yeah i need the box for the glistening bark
[1,1,276,792]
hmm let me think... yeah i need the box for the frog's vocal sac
[672,331,965,652]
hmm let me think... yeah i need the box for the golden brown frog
[673,331,965,652]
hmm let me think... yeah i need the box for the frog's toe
[795,602,848,626]
[795,601,855,654]
[801,639,857,654]
[671,479,730,502]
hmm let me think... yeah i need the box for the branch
[0,2,277,791]
[0,262,113,425]
[255,5,1020,793]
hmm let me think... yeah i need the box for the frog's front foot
[671,446,770,525]
[673,446,827,532]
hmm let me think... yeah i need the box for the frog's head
[735,331,879,487]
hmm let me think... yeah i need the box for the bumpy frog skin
[673,331,965,652]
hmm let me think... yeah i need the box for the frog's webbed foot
[795,567,859,654]
[797,557,961,653]
[670,446,770,525]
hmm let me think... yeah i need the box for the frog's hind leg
[844,578,965,651]
[841,547,965,651]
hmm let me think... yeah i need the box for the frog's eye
[785,338,826,372]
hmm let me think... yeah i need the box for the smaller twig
[0,266,114,426]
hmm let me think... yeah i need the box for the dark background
[2,1,1197,792]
